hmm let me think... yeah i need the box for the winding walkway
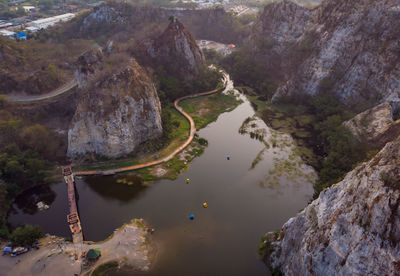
[74,82,226,176]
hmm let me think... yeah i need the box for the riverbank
[0,219,154,276]
[74,85,242,182]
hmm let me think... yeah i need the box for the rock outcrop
[253,0,400,105]
[267,135,400,275]
[79,5,125,35]
[74,46,104,88]
[344,102,400,147]
[67,58,162,158]
[252,1,311,55]
[138,18,204,79]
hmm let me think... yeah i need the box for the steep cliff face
[252,1,311,55]
[67,58,162,158]
[138,18,204,79]
[267,135,400,275]
[253,0,400,105]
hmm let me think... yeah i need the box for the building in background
[31,13,75,29]
[22,5,35,12]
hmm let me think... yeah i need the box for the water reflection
[84,175,146,202]
[10,184,56,216]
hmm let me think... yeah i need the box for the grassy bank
[180,92,243,129]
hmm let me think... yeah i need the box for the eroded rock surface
[344,102,400,147]
[253,0,400,105]
[139,18,204,79]
[67,58,162,158]
[267,135,400,275]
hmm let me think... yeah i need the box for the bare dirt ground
[0,219,154,276]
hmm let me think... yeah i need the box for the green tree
[10,225,43,246]
[20,124,50,154]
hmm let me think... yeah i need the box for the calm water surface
[9,77,314,276]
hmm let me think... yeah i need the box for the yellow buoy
[202,202,208,208]
[186,178,190,183]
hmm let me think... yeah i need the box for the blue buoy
[227,155,230,160]
[189,214,195,220]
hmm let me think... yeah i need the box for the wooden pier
[62,166,83,244]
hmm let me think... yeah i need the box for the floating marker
[189,214,195,220]
[227,155,230,160]
[186,178,190,183]
[202,202,208,208]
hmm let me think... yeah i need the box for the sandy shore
[0,219,154,276]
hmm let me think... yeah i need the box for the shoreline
[0,219,154,276]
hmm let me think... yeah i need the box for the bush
[10,225,43,246]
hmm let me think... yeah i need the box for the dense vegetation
[0,97,63,238]
[10,224,43,246]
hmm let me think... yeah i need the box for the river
[8,75,315,276]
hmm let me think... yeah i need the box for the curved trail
[7,79,78,102]
[74,82,226,176]
[6,44,100,103]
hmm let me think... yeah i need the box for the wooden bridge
[62,166,83,244]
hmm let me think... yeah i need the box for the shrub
[10,224,43,246]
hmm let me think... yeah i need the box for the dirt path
[6,79,78,103]
[74,81,226,176]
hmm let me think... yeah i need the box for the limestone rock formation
[80,5,125,34]
[253,0,400,105]
[252,1,311,55]
[139,18,204,79]
[344,102,400,147]
[67,58,162,158]
[74,46,104,88]
[267,135,400,275]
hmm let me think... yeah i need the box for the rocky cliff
[252,1,311,56]
[267,135,400,275]
[74,46,104,88]
[344,101,400,147]
[253,0,400,105]
[67,58,162,158]
[138,18,204,79]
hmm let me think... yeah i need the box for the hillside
[0,37,92,95]
[255,0,400,105]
